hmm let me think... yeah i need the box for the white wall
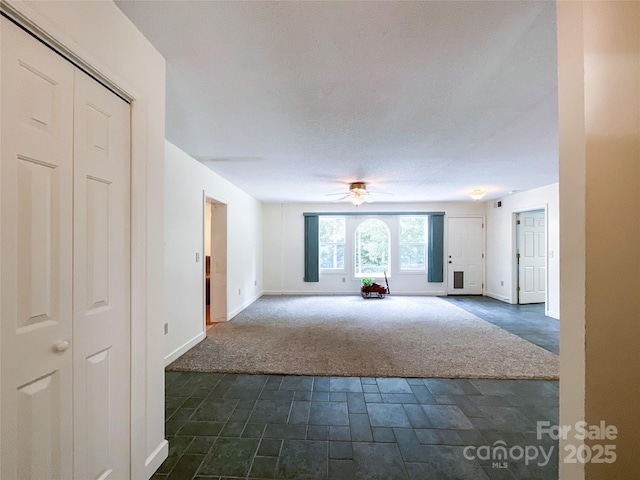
[484,183,559,318]
[263,202,485,295]
[1,1,168,477]
[558,3,640,478]
[164,142,263,364]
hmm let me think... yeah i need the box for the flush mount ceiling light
[469,188,487,201]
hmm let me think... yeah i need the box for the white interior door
[517,211,546,304]
[446,217,484,295]
[1,18,75,479]
[1,18,131,480]
[209,201,228,323]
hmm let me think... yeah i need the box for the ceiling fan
[195,155,262,163]
[325,182,391,206]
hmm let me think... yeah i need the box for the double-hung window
[399,216,427,271]
[319,216,345,270]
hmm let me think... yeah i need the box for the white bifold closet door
[1,17,131,480]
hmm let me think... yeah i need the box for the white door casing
[1,18,131,480]
[1,18,75,480]
[446,217,484,295]
[517,211,546,304]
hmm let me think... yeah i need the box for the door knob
[53,340,70,353]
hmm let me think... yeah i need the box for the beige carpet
[167,296,558,379]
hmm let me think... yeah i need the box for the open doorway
[514,209,547,305]
[204,193,228,328]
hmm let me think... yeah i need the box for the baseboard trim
[142,439,168,479]
[228,291,263,320]
[262,290,287,296]
[262,290,447,296]
[164,332,205,366]
[486,292,511,303]
[262,290,355,296]
[547,310,560,320]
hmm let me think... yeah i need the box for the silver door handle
[53,340,70,353]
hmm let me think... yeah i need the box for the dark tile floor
[444,296,559,354]
[154,297,560,480]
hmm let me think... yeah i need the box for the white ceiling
[116,1,558,203]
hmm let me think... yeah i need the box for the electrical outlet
[238,288,241,295]
[342,277,346,283]
[196,252,200,262]
[164,323,168,335]
[500,281,504,287]
[254,280,257,286]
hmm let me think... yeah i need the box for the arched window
[354,219,390,277]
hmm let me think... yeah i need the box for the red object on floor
[361,272,390,298]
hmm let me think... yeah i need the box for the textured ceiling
[116,1,558,203]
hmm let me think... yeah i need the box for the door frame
[0,2,168,477]
[445,215,486,295]
[202,191,228,330]
[511,204,549,314]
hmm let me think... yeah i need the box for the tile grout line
[191,374,241,479]
[164,372,204,479]
[189,374,231,480]
[243,375,270,480]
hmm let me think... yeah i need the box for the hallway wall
[164,142,263,364]
[485,183,560,318]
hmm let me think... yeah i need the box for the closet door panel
[1,17,74,480]
[73,69,131,480]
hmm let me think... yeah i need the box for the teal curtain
[428,215,444,282]
[304,215,319,282]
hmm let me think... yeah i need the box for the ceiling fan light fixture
[325,181,385,206]
[348,182,368,206]
[350,193,365,206]
[349,182,367,194]
[469,188,486,201]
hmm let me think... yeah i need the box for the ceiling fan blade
[196,156,261,163]
[325,192,349,197]
[333,195,350,202]
[369,191,393,196]
[364,197,374,203]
